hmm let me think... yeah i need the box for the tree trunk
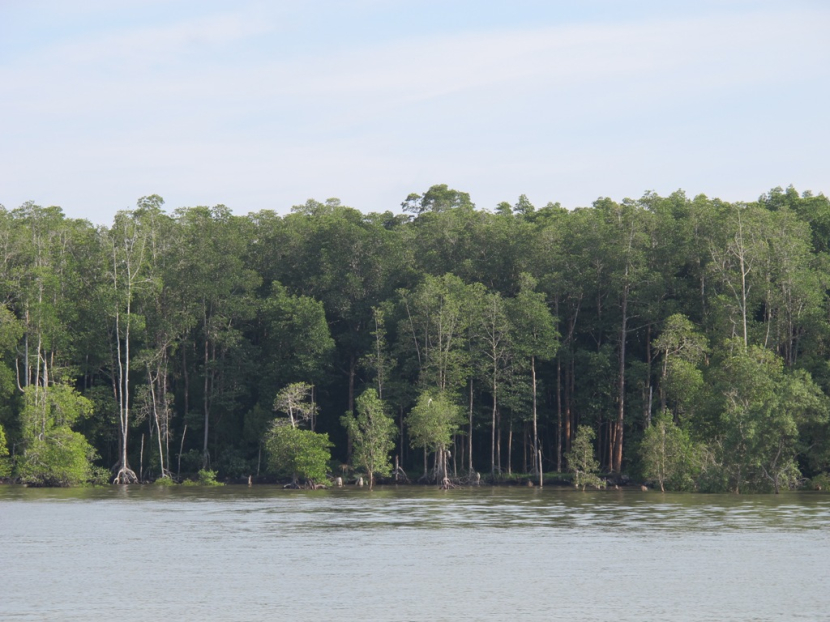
[491,379,497,477]
[202,313,210,469]
[644,324,652,426]
[496,408,501,476]
[530,355,543,486]
[556,355,562,473]
[178,424,187,477]
[468,377,474,473]
[613,283,628,474]
[148,365,166,477]
[182,344,189,419]
[347,354,355,459]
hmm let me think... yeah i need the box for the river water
[1,486,828,621]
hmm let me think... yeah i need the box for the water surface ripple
[2,486,828,621]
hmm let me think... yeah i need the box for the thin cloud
[1,3,828,220]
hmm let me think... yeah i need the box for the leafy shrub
[0,423,10,478]
[807,472,830,491]
[265,424,332,485]
[183,469,223,486]
[198,469,222,486]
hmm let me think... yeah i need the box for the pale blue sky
[1,1,828,222]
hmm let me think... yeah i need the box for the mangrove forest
[1,184,830,493]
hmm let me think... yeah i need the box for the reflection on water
[2,486,829,621]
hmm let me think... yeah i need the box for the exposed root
[112,467,139,485]
[392,465,409,484]
[439,477,458,490]
[282,479,327,489]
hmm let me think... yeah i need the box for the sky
[1,0,828,223]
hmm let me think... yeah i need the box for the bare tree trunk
[23,330,29,388]
[468,377,474,473]
[162,355,171,474]
[399,405,405,465]
[347,354,355,459]
[139,433,144,482]
[491,380,497,477]
[614,282,629,474]
[496,408,501,476]
[531,355,542,485]
[644,324,652,427]
[178,424,187,478]
[606,421,614,471]
[148,365,166,477]
[182,345,189,419]
[565,355,574,455]
[556,355,562,473]
[202,304,211,469]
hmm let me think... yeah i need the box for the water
[1,486,829,621]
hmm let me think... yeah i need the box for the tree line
[1,184,829,492]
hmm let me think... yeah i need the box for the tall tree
[653,314,708,419]
[341,388,396,489]
[104,207,151,484]
[715,342,829,493]
[172,206,260,469]
[406,390,464,487]
[509,274,559,484]
[477,289,512,477]
[596,198,652,473]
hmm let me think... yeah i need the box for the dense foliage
[1,184,830,491]
[342,388,397,489]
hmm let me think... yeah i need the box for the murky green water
[2,486,828,621]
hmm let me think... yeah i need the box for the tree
[265,424,332,487]
[536,207,591,468]
[402,184,474,215]
[478,289,512,477]
[597,198,653,473]
[653,314,708,418]
[509,274,559,485]
[172,205,261,470]
[565,425,604,491]
[716,343,829,493]
[640,411,700,492]
[16,383,97,486]
[266,381,331,487]
[260,282,334,395]
[0,423,10,478]
[399,274,478,394]
[273,382,318,429]
[341,388,396,489]
[708,203,767,346]
[276,199,406,421]
[0,305,22,468]
[103,207,151,484]
[133,196,181,480]
[406,390,464,487]
[359,305,395,401]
